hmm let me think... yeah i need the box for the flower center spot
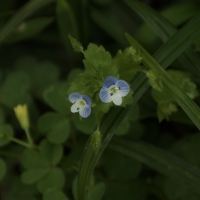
[79,100,86,106]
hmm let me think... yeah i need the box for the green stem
[25,128,34,147]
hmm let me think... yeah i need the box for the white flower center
[108,85,120,96]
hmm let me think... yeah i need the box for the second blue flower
[99,76,130,106]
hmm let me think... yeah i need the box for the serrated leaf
[37,168,65,193]
[47,119,70,144]
[43,188,69,200]
[0,124,14,147]
[0,158,6,180]
[21,169,49,184]
[114,46,142,82]
[39,139,63,166]
[37,112,66,133]
[3,17,54,43]
[43,84,71,115]
[0,71,31,108]
[21,149,49,169]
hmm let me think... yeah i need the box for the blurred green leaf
[103,181,147,200]
[110,138,200,194]
[47,119,70,144]
[67,68,83,83]
[37,112,66,133]
[161,3,200,26]
[21,149,49,169]
[0,108,5,125]
[0,71,31,108]
[56,0,79,47]
[3,17,54,43]
[43,84,71,115]
[72,113,96,135]
[88,182,106,200]
[15,56,60,98]
[43,188,69,200]
[102,148,142,180]
[115,119,129,136]
[0,0,55,43]
[39,139,63,166]
[164,178,199,200]
[8,176,39,200]
[0,158,6,180]
[37,168,65,193]
[0,124,14,147]
[21,169,49,184]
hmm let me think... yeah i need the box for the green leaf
[164,178,199,200]
[114,46,142,82]
[47,119,70,144]
[21,149,49,169]
[0,124,14,147]
[68,34,83,52]
[0,0,55,43]
[124,0,200,80]
[67,68,83,83]
[0,158,6,180]
[103,181,147,200]
[56,0,79,48]
[37,168,65,193]
[0,71,31,108]
[72,113,96,135]
[39,139,63,166]
[0,108,5,125]
[102,149,142,180]
[110,138,200,194]
[37,112,66,133]
[3,17,54,43]
[88,182,106,200]
[15,56,60,98]
[43,84,71,115]
[43,188,69,200]
[115,119,130,136]
[126,34,200,130]
[21,169,49,184]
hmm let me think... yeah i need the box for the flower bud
[14,104,29,130]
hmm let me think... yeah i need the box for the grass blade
[126,34,200,130]
[0,0,55,43]
[110,138,200,193]
[123,0,200,79]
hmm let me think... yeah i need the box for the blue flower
[99,76,130,106]
[69,93,92,118]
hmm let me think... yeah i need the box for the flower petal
[103,76,118,88]
[69,93,81,103]
[81,95,92,106]
[116,80,130,97]
[112,93,122,106]
[71,102,82,113]
[99,87,112,103]
[79,106,91,118]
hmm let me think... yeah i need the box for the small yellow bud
[14,104,29,130]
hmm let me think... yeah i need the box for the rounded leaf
[43,188,69,200]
